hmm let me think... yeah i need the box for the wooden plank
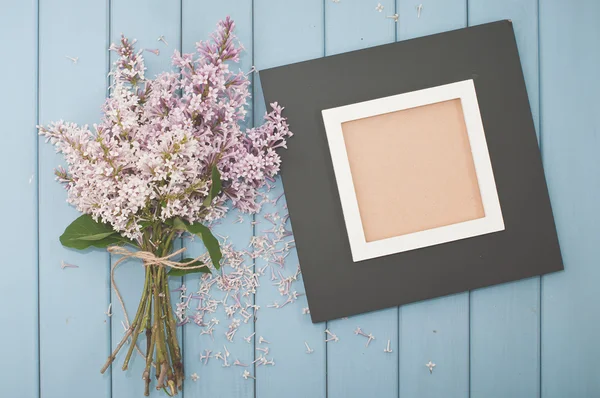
[181,3,255,397]
[399,295,469,397]
[181,214,254,397]
[0,1,39,397]
[38,1,111,397]
[108,1,181,397]
[540,0,600,396]
[398,0,467,40]
[325,0,396,55]
[253,1,326,398]
[111,0,181,79]
[470,278,540,397]
[468,2,541,397]
[324,1,398,397]
[396,4,469,396]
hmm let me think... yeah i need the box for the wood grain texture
[396,1,469,397]
[6,1,600,396]
[324,1,399,397]
[38,1,111,397]
[468,2,541,397]
[325,0,396,56]
[470,278,540,398]
[109,2,181,396]
[398,0,467,40]
[399,294,469,397]
[182,213,254,398]
[0,1,39,397]
[253,1,327,398]
[181,3,255,397]
[540,0,600,396]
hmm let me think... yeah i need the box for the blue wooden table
[2,1,599,397]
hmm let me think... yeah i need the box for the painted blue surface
[1,1,598,397]
[38,1,111,398]
[540,1,600,397]
[0,2,39,398]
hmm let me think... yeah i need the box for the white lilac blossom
[40,17,292,243]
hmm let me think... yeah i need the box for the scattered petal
[61,260,79,270]
[426,361,436,374]
[242,370,255,380]
[304,341,314,354]
[384,339,393,353]
[157,35,169,46]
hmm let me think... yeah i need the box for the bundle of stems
[101,234,183,396]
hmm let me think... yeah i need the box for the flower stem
[152,266,170,390]
[161,270,184,389]
[100,242,184,395]
[143,309,155,397]
[157,267,178,395]
[100,328,133,374]
[122,266,152,370]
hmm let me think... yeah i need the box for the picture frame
[259,20,563,323]
[322,80,505,261]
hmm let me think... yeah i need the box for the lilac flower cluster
[40,18,292,241]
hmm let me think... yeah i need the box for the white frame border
[321,79,505,262]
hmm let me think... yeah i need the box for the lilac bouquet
[39,18,291,395]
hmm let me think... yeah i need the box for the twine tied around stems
[101,246,206,376]
[107,246,207,327]
[108,245,207,270]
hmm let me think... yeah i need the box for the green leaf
[209,165,222,199]
[76,231,116,241]
[172,217,187,231]
[59,214,137,250]
[169,217,222,269]
[139,220,152,229]
[167,258,211,276]
[203,165,222,207]
[61,214,115,241]
[185,223,222,269]
[67,235,127,250]
[117,236,140,249]
[60,214,118,250]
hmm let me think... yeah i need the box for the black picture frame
[259,20,563,323]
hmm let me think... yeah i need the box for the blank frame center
[341,99,485,243]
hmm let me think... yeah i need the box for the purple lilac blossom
[39,17,292,243]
